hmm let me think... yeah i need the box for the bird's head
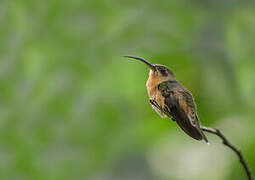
[124,55,176,82]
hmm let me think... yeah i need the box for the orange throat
[146,71,167,99]
[146,72,168,117]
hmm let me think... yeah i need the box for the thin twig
[201,126,253,180]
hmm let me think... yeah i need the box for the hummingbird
[124,55,209,144]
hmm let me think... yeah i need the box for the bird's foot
[149,99,161,110]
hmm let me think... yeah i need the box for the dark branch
[201,126,253,180]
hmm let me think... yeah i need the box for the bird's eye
[160,69,165,74]
[159,69,168,76]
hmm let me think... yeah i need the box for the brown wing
[159,82,208,142]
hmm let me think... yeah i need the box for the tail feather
[199,127,209,145]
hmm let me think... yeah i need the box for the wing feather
[158,81,208,142]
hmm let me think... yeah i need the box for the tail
[199,127,209,145]
[195,114,209,145]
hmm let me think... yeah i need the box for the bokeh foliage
[0,0,255,179]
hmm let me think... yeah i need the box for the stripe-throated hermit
[124,55,209,144]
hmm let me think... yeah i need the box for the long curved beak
[124,55,156,71]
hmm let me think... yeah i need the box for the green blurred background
[1,0,255,179]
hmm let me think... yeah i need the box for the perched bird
[124,55,209,144]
